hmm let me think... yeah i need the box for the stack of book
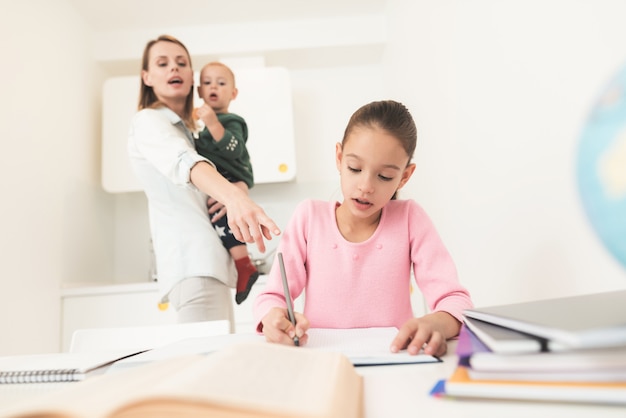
[433,289,626,405]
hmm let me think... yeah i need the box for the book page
[112,333,263,369]
[121,342,361,418]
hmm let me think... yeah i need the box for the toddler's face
[197,65,238,113]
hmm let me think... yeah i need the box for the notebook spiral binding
[0,369,81,384]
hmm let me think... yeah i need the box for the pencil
[278,252,299,346]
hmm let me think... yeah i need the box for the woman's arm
[189,161,279,253]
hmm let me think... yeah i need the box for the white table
[359,340,625,417]
[1,340,624,418]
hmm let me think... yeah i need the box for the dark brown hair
[342,100,417,163]
[138,34,195,129]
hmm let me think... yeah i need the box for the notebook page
[305,327,439,365]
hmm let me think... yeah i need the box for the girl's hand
[260,307,309,346]
[390,312,462,357]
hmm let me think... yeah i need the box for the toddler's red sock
[235,257,259,305]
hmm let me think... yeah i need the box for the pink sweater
[253,199,473,331]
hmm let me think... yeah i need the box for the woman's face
[141,41,193,106]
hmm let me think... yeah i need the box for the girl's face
[336,126,415,221]
[197,65,238,114]
[141,41,193,107]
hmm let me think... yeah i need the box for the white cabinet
[60,278,268,352]
[102,68,296,193]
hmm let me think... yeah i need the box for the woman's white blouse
[128,107,236,300]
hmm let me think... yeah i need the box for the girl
[128,35,279,327]
[253,100,472,356]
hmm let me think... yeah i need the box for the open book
[3,342,363,418]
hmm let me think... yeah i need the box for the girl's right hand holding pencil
[260,307,310,346]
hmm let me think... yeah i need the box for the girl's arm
[397,201,473,356]
[253,201,312,337]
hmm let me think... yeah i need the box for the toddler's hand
[194,103,218,126]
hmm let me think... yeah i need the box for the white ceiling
[68,0,388,32]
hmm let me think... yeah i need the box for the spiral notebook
[0,350,146,384]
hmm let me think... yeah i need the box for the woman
[128,35,280,328]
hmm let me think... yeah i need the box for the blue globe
[577,64,626,270]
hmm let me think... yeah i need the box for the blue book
[456,323,491,365]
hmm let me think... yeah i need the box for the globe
[577,63,626,270]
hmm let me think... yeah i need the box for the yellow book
[444,365,626,405]
[2,342,363,418]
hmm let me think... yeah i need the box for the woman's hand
[223,192,280,254]
[260,307,309,346]
[208,181,249,222]
[390,312,462,357]
[190,162,280,253]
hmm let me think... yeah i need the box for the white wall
[384,0,626,307]
[0,0,115,355]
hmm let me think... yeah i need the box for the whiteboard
[101,67,297,193]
